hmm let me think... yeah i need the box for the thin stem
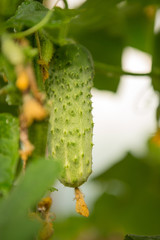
[63,0,68,9]
[35,31,42,59]
[11,10,53,39]
[94,61,151,77]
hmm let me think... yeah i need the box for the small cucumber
[45,44,94,188]
[39,31,54,65]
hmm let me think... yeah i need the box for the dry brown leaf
[75,187,89,217]
[38,197,52,214]
[38,59,49,81]
[19,139,34,168]
[23,95,48,126]
[19,113,34,169]
[25,65,42,102]
[39,222,54,240]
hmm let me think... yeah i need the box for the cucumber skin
[45,44,94,188]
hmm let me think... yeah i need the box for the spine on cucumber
[45,43,94,188]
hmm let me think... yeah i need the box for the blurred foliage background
[1,0,160,239]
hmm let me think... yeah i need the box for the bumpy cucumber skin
[45,44,94,188]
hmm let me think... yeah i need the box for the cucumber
[39,31,54,65]
[45,44,94,188]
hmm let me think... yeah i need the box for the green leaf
[0,157,60,240]
[69,28,123,92]
[94,153,150,190]
[125,235,160,240]
[0,0,24,18]
[123,3,155,54]
[0,54,22,105]
[6,0,48,30]
[54,217,88,240]
[0,54,16,84]
[6,0,79,31]
[91,153,160,235]
[69,0,124,92]
[71,0,123,33]
[0,113,19,195]
[69,0,157,92]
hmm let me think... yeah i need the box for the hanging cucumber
[45,43,94,188]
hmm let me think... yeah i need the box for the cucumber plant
[1,0,158,239]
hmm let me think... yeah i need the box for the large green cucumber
[45,43,94,188]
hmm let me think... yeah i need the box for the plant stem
[11,10,53,39]
[63,0,68,9]
[35,31,42,59]
[94,61,152,77]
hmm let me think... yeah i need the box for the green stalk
[94,61,151,77]
[63,0,68,9]
[11,10,53,39]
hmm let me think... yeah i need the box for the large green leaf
[54,217,89,240]
[6,0,79,31]
[0,113,19,195]
[69,0,156,92]
[123,3,155,54]
[69,0,124,92]
[0,0,24,18]
[74,29,123,92]
[0,157,60,240]
[92,153,160,235]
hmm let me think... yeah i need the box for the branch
[94,61,152,78]
[11,10,53,39]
